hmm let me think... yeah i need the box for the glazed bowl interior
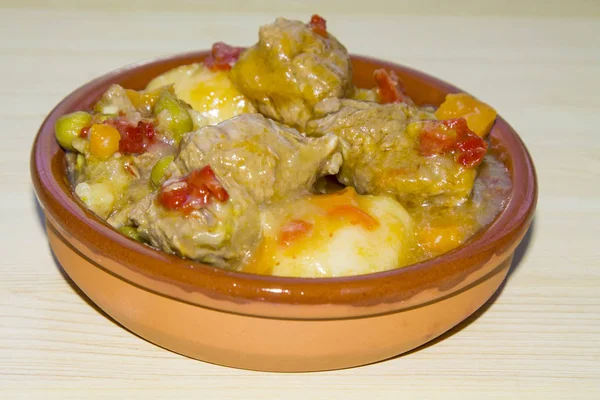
[31,51,537,320]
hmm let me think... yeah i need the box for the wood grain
[1,0,599,398]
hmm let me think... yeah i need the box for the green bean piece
[118,226,142,242]
[150,155,175,188]
[153,91,193,144]
[76,153,85,171]
[55,111,93,151]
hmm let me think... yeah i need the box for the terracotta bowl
[31,51,537,372]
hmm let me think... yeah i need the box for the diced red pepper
[158,165,229,213]
[189,165,229,202]
[446,118,487,167]
[418,123,457,156]
[158,183,189,210]
[79,126,90,138]
[204,42,244,71]
[105,119,156,155]
[309,14,328,37]
[373,69,414,105]
[138,121,155,141]
[455,133,488,168]
[279,219,313,246]
[417,118,487,168]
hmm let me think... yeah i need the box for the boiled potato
[146,63,255,126]
[243,188,415,277]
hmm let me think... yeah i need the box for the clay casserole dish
[31,51,537,372]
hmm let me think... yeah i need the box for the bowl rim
[31,51,538,315]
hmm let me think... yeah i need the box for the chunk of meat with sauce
[306,98,488,207]
[230,16,353,130]
[128,174,260,267]
[169,113,342,204]
[128,113,342,266]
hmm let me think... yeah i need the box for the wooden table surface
[1,0,599,398]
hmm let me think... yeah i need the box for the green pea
[150,155,175,188]
[153,91,193,144]
[118,226,142,242]
[55,111,92,151]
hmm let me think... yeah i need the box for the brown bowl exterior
[31,52,537,372]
